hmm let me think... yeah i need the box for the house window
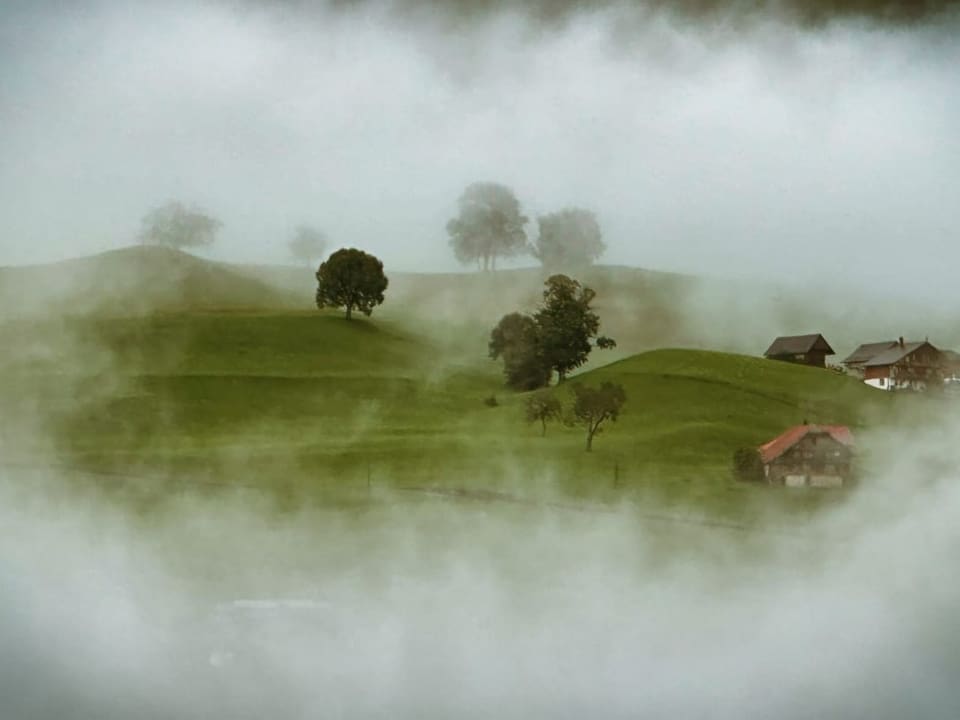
[880,378,885,387]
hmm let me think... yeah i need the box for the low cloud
[2,406,960,718]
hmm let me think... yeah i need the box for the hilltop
[3,245,956,361]
[0,245,302,318]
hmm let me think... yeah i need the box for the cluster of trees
[138,201,329,267]
[139,201,387,321]
[525,381,627,451]
[490,275,615,390]
[142,181,607,276]
[447,182,606,272]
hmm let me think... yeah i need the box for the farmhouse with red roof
[759,424,854,488]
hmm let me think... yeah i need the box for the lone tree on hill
[525,390,563,436]
[289,225,328,267]
[489,313,551,391]
[570,381,626,451]
[138,201,221,250]
[447,182,528,271]
[531,208,606,270]
[315,248,388,320]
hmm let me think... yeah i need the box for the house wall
[864,347,943,391]
[770,352,827,368]
[765,433,852,487]
[864,365,893,391]
[844,362,866,378]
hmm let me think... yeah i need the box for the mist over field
[3,413,960,718]
[3,0,960,717]
[2,0,959,300]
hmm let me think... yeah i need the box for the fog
[3,2,960,716]
[2,1,959,300]
[2,412,960,718]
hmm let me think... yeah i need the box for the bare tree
[570,381,626,451]
[525,391,563,436]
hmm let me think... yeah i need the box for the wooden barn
[759,424,854,488]
[763,334,835,368]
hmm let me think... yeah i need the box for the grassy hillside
[1,245,949,523]
[0,307,920,521]
[4,246,958,359]
[0,246,302,319]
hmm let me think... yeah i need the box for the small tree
[447,182,528,271]
[315,248,388,320]
[571,381,626,451]
[138,201,221,249]
[531,208,605,270]
[489,313,551,391]
[525,390,563,436]
[289,225,328,267]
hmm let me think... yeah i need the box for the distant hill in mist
[1,245,956,360]
[0,246,302,318]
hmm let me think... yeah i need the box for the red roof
[758,425,854,464]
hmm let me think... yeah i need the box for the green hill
[0,307,916,520]
[0,245,943,522]
[3,245,958,360]
[0,245,301,319]
[571,348,895,471]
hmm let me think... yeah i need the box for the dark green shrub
[733,447,764,482]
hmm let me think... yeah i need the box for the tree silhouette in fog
[447,182,528,271]
[138,201,221,250]
[531,208,605,270]
[289,225,328,267]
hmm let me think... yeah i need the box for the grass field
[0,260,927,523]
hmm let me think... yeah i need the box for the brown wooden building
[861,339,942,391]
[763,334,835,368]
[759,425,854,488]
[841,340,899,377]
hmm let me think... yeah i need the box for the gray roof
[764,334,834,357]
[842,341,897,365]
[863,341,938,367]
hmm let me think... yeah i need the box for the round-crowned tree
[289,225,328,267]
[447,182,528,271]
[315,248,388,320]
[532,208,605,270]
[138,200,221,250]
